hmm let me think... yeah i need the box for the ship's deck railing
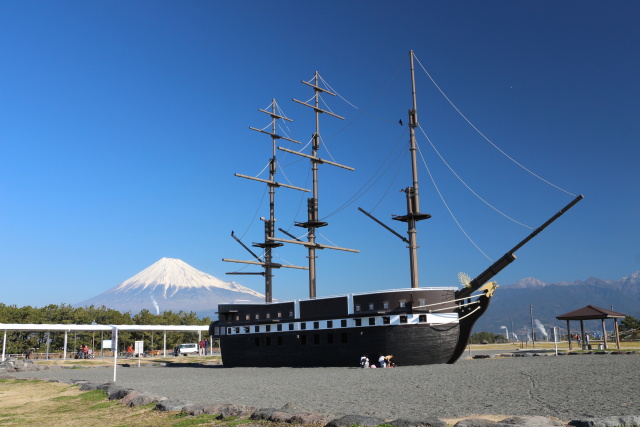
[224,286,459,306]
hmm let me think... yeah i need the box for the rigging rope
[319,128,408,220]
[415,140,494,262]
[413,53,578,197]
[417,125,534,230]
[237,186,269,241]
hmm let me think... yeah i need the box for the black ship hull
[210,287,491,367]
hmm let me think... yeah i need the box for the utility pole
[530,305,535,348]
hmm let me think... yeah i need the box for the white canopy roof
[0,323,208,332]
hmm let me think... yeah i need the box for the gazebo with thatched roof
[556,305,626,350]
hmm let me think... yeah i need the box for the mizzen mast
[223,99,309,303]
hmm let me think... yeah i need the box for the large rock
[569,416,640,427]
[218,403,258,419]
[156,399,189,412]
[120,391,166,407]
[390,418,447,427]
[326,414,386,427]
[250,408,279,420]
[289,412,333,425]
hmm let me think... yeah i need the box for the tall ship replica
[210,51,582,367]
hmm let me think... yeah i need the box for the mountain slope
[75,258,265,317]
[473,271,640,336]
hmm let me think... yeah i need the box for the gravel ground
[12,354,640,421]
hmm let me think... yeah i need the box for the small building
[556,305,626,350]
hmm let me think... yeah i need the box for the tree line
[0,303,211,355]
[470,316,640,344]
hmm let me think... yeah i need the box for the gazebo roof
[556,305,626,321]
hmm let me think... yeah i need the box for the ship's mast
[223,99,309,302]
[391,50,431,288]
[271,71,358,299]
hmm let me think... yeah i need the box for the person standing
[199,339,206,356]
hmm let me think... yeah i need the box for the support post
[112,327,118,382]
[63,331,68,360]
[530,305,535,348]
[46,331,50,360]
[602,319,608,349]
[614,319,621,349]
[567,320,572,350]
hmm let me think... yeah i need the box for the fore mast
[360,50,431,288]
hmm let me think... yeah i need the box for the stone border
[2,357,639,427]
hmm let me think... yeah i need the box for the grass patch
[225,418,258,426]
[89,401,118,410]
[172,413,218,426]
[78,389,108,402]
[51,395,78,402]
[0,378,270,427]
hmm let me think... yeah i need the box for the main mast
[272,71,358,299]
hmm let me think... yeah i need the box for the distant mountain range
[75,258,639,337]
[473,271,640,337]
[75,258,265,319]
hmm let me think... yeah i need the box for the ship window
[288,323,294,331]
[255,338,260,347]
[418,299,426,307]
[245,314,250,320]
[289,310,294,317]
[327,320,333,328]
[227,328,232,334]
[277,324,283,332]
[254,326,260,333]
[355,304,361,312]
[341,319,347,328]
[234,327,240,334]
[314,334,320,344]
[400,315,408,324]
[266,325,271,332]
[399,300,406,308]
[368,317,376,326]
[244,327,250,333]
[327,333,334,344]
[383,301,389,309]
[368,303,374,310]
[300,335,307,345]
[341,332,348,343]
[383,316,390,325]
[314,322,320,329]
[266,337,271,346]
[355,319,362,327]
[266,312,271,319]
[277,311,282,318]
[255,313,260,320]
[301,323,307,330]
[235,315,240,321]
[419,315,427,323]
[277,336,283,346]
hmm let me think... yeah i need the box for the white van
[177,343,198,356]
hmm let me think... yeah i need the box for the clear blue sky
[1,1,639,308]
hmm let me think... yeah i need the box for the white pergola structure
[0,323,210,362]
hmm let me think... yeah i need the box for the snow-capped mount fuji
[75,258,265,318]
